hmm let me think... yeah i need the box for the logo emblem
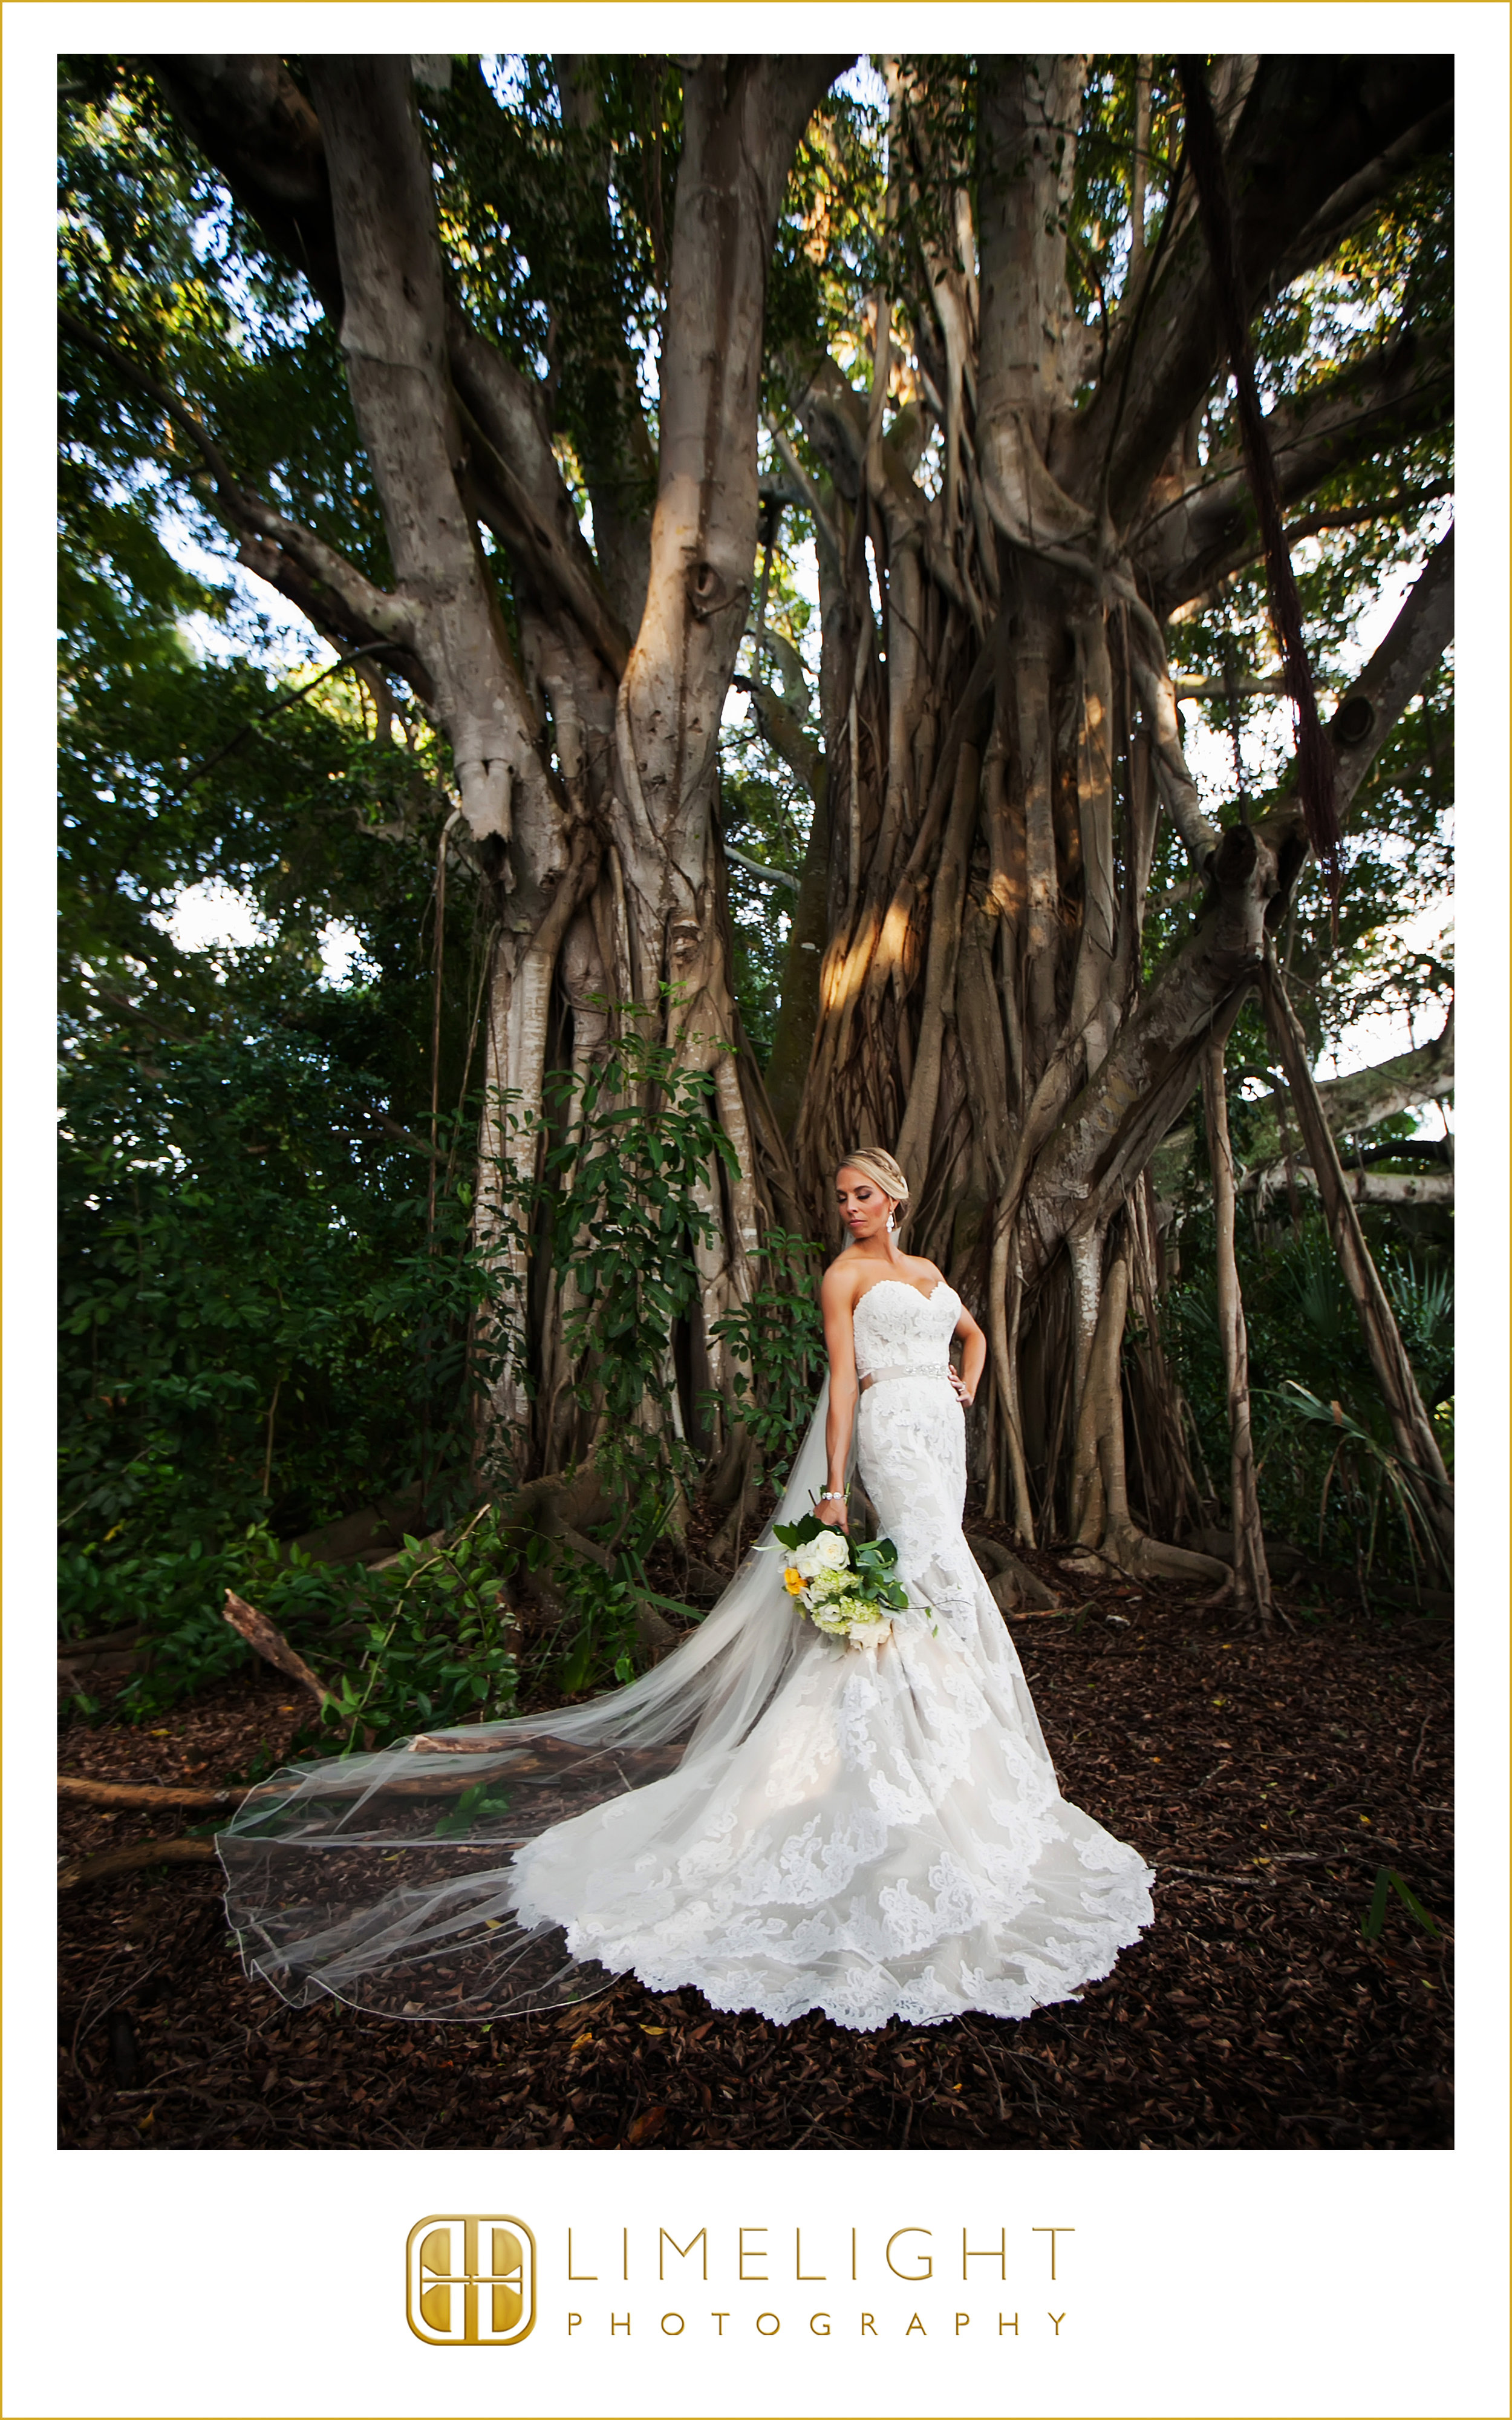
[406,2216,536,2346]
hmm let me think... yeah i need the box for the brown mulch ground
[57,1558,1452,2152]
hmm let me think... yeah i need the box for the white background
[9,8,1505,2418]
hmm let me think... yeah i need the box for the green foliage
[719,565,824,1064]
[58,1021,498,1580]
[711,1227,826,1477]
[423,57,677,493]
[1275,1382,1450,1588]
[1162,1211,1453,1586]
[108,1515,522,1747]
[720,768,808,1065]
[766,72,890,381]
[1361,1865,1440,1944]
[1148,128,1453,1066]
[543,1010,737,1455]
[549,1532,677,1700]
[313,1516,523,1749]
[1070,57,1187,301]
[434,1779,516,1839]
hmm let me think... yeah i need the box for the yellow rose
[784,1567,806,1595]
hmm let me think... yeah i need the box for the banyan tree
[63,51,1454,1590]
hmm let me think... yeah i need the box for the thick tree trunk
[593,58,841,1422]
[152,51,837,1478]
[140,50,1453,1541]
[777,55,1452,1566]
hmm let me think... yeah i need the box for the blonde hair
[835,1148,910,1223]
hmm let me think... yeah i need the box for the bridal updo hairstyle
[836,1146,910,1228]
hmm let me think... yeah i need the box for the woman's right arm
[817,1263,857,1531]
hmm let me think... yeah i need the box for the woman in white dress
[221,1149,1153,2031]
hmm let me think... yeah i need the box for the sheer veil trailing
[219,1382,845,2020]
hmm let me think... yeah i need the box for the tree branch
[1135,517,1451,885]
[448,310,630,679]
[622,54,846,886]
[1069,54,1453,528]
[1246,1162,1452,1211]
[1141,326,1452,612]
[1331,523,1453,813]
[552,55,660,630]
[730,674,826,803]
[724,844,800,892]
[59,306,415,655]
[146,53,625,680]
[1174,673,1285,701]
[1106,531,1452,1258]
[307,56,552,845]
[1276,482,1452,553]
[1269,100,1453,293]
[1026,815,1294,1241]
[1149,1013,1454,1199]
[1259,950,1452,1535]
[1127,643,1223,869]
[787,350,977,613]
[229,535,434,699]
[765,421,842,571]
[146,54,345,317]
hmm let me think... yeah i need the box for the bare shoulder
[820,1249,864,1309]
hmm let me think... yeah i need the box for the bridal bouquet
[763,1510,909,1647]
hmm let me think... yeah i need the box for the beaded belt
[859,1364,953,1393]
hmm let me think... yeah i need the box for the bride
[221,1148,1153,2032]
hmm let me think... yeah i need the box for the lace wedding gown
[220,1280,1154,2031]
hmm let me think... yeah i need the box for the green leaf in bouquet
[772,1512,824,1549]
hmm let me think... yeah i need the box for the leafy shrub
[711,1225,825,1477]
[60,996,823,1721]
[59,1025,502,1596]
[541,1011,737,1452]
[107,1515,522,1748]
[1162,1208,1453,1587]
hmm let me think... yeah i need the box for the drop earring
[886,1209,896,1232]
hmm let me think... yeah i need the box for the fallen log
[57,1628,151,1690]
[288,1483,424,1568]
[58,1775,241,1811]
[57,1626,151,1661]
[57,1837,219,1892]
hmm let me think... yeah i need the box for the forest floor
[57,1540,1453,2153]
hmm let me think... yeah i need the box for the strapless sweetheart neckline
[854,1274,957,1309]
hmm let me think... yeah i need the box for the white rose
[795,1529,849,1580]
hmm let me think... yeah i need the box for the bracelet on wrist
[819,1490,846,1502]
